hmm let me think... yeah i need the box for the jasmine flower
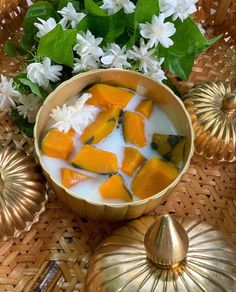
[74,30,104,61]
[34,18,57,38]
[50,93,99,134]
[101,0,135,15]
[57,3,85,28]
[128,38,158,73]
[140,14,176,48]
[17,94,41,123]
[73,55,100,73]
[27,57,63,89]
[197,23,206,35]
[159,0,197,22]
[0,75,21,111]
[101,43,131,69]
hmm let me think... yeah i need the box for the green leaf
[84,0,107,16]
[23,2,59,33]
[206,34,222,46]
[163,53,196,80]
[18,77,48,100]
[163,77,181,98]
[12,109,34,138]
[20,33,35,51]
[4,41,18,56]
[195,34,223,54]
[76,16,89,32]
[104,9,126,43]
[57,0,81,11]
[134,0,159,28]
[166,18,207,57]
[4,41,27,56]
[37,24,77,67]
[85,0,109,37]
[159,18,222,80]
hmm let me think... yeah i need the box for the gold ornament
[184,81,236,162]
[86,214,236,291]
[0,147,48,241]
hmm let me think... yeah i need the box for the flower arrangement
[1,0,220,137]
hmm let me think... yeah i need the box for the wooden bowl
[34,69,194,221]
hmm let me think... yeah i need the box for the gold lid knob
[222,92,236,113]
[144,214,189,267]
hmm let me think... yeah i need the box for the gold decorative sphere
[0,147,48,241]
[184,81,236,162]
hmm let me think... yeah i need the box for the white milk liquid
[42,93,178,204]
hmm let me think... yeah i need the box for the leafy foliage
[37,24,77,67]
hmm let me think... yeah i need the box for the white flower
[74,30,104,61]
[150,57,167,82]
[0,75,21,111]
[101,43,131,69]
[128,38,158,73]
[50,104,78,133]
[140,14,176,48]
[17,94,41,123]
[57,3,85,28]
[34,18,57,38]
[148,68,167,83]
[50,93,99,134]
[73,55,100,73]
[74,93,92,108]
[197,23,206,35]
[101,0,135,15]
[27,57,63,89]
[159,0,197,22]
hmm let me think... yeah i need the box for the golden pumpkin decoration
[0,147,48,241]
[184,81,236,162]
[85,214,236,291]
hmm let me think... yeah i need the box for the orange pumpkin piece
[41,128,74,159]
[81,106,121,144]
[61,168,90,188]
[70,145,118,174]
[99,174,132,202]
[121,147,146,176]
[131,157,179,199]
[135,99,153,118]
[86,84,134,108]
[123,111,147,147]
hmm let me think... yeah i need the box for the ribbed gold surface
[86,216,236,291]
[0,147,48,241]
[184,81,236,162]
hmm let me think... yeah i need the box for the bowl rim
[34,68,195,208]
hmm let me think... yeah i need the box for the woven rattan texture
[0,0,236,291]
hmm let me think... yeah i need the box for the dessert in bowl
[34,69,194,221]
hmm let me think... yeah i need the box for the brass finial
[222,92,236,113]
[144,214,189,267]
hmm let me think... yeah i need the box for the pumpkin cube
[81,106,121,144]
[41,128,74,159]
[121,147,146,176]
[123,111,147,147]
[70,145,118,174]
[135,98,153,118]
[99,174,132,202]
[61,168,90,188]
[151,133,185,165]
[131,157,179,199]
[86,84,134,108]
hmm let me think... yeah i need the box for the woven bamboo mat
[0,0,236,291]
